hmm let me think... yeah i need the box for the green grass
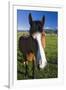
[17,32,58,80]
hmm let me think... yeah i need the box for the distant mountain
[17,29,57,34]
[17,30,29,32]
[44,29,57,34]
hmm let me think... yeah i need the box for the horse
[19,13,47,78]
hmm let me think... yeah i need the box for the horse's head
[29,13,47,69]
[29,13,45,35]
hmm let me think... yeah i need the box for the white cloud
[44,27,51,29]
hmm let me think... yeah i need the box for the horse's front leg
[32,57,36,79]
[25,60,28,78]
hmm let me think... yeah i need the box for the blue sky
[17,10,58,31]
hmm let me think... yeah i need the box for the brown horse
[19,13,47,78]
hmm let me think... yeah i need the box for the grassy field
[17,31,58,80]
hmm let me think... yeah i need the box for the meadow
[17,31,58,80]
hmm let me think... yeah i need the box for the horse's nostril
[39,60,47,69]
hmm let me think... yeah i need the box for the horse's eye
[39,23,42,27]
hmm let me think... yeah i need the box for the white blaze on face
[32,32,47,69]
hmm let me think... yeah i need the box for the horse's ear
[29,13,32,26]
[41,16,45,26]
